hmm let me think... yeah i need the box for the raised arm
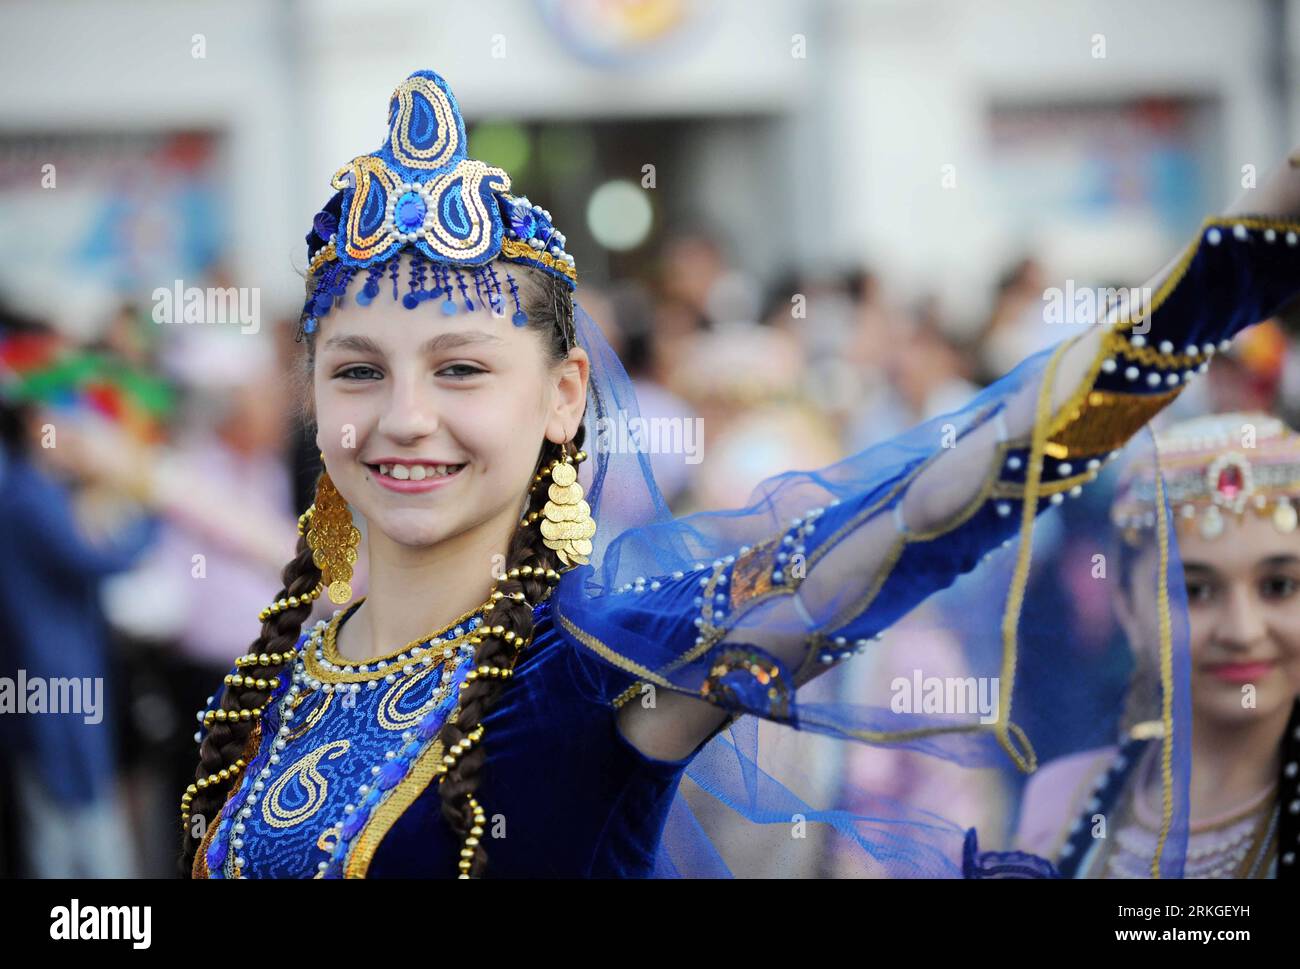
[596,152,1300,764]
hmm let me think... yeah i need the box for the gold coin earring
[537,443,595,568]
[306,464,361,604]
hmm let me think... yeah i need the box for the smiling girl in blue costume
[181,69,1300,879]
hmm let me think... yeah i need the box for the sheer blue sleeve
[545,213,1300,880]
[553,215,1300,769]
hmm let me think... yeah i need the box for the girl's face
[1119,511,1300,726]
[310,259,588,552]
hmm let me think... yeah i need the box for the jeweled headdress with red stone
[1111,410,1300,543]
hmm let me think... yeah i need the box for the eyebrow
[1258,554,1300,569]
[321,331,506,355]
[1183,555,1300,575]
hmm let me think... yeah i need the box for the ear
[1111,575,1139,644]
[545,346,590,445]
[1110,545,1150,648]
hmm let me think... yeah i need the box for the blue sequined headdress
[298,69,577,342]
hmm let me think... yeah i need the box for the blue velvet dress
[196,596,713,878]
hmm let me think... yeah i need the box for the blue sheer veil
[556,296,1192,878]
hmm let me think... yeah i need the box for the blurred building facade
[3,0,1298,331]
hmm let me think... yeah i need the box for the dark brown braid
[178,525,324,876]
[436,425,585,876]
[181,255,580,877]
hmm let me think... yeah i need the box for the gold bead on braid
[455,792,488,878]
[234,648,300,669]
[439,579,538,878]
[255,509,325,621]
[259,583,324,622]
[431,722,489,879]
[458,665,514,690]
[221,673,282,691]
[467,626,532,652]
[483,588,529,612]
[202,700,274,729]
[438,723,486,777]
[180,757,248,825]
[504,564,563,584]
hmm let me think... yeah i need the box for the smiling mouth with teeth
[370,462,466,481]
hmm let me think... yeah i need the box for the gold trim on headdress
[1111,411,1300,542]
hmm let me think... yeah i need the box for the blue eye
[441,364,485,379]
[335,364,383,381]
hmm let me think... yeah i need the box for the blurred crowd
[2,227,1298,877]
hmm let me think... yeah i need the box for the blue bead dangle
[303,263,358,337]
[436,264,457,316]
[506,272,527,326]
[472,267,488,312]
[402,252,427,309]
[415,254,430,304]
[486,265,506,315]
[357,264,383,305]
[454,270,474,312]
[311,263,342,316]
[312,276,334,316]
[388,256,401,300]
[334,265,357,308]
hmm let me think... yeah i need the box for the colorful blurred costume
[191,69,1300,878]
[0,328,162,875]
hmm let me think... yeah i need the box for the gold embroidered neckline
[323,597,487,666]
[300,597,487,685]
